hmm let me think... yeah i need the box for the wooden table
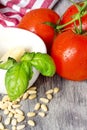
[0,0,87,130]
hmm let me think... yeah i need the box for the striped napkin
[0,0,58,27]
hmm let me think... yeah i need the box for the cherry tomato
[18,8,60,53]
[51,30,87,81]
[61,2,87,31]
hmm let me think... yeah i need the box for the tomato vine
[56,0,87,34]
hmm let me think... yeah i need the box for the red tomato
[61,2,87,31]
[51,30,87,81]
[18,8,60,53]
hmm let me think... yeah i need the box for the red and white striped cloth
[0,0,58,27]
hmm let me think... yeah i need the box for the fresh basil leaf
[21,52,56,76]
[0,57,16,70]
[21,52,35,62]
[5,61,33,101]
[31,53,56,76]
[22,61,33,80]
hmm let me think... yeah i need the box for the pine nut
[0,122,5,129]
[17,125,25,130]
[8,105,12,111]
[38,112,46,117]
[41,104,48,112]
[27,112,36,117]
[4,109,9,115]
[15,109,24,115]
[13,104,21,109]
[22,92,29,100]
[40,98,49,104]
[11,118,17,126]
[12,126,16,130]
[8,112,13,118]
[15,98,21,103]
[53,87,59,94]
[12,101,18,105]
[17,116,25,123]
[0,102,8,110]
[2,95,10,102]
[34,103,41,111]
[28,90,37,94]
[46,94,53,100]
[29,86,37,90]
[45,89,53,94]
[4,117,11,125]
[28,120,35,127]
[28,94,37,100]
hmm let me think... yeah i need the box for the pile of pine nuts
[0,86,59,130]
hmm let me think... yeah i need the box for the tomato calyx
[43,22,56,29]
[43,19,60,33]
[56,0,87,34]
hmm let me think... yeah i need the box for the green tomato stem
[79,17,82,34]
[56,18,77,31]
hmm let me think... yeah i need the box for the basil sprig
[0,52,56,101]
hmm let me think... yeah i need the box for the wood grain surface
[0,0,86,130]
